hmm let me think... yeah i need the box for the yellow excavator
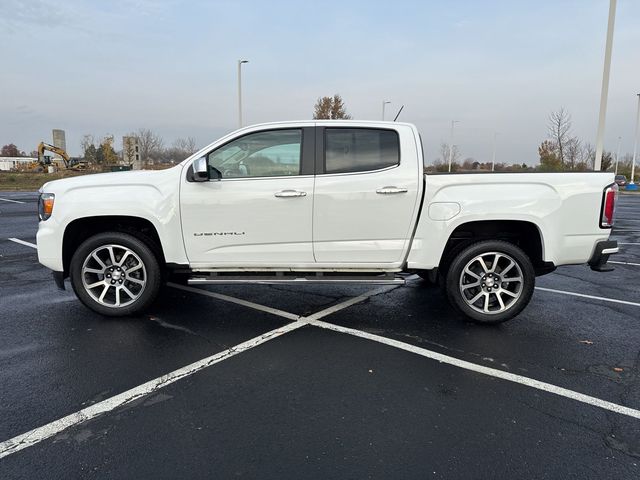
[33,142,88,172]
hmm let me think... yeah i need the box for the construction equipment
[37,142,70,170]
[33,142,88,172]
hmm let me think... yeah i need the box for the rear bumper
[588,240,618,272]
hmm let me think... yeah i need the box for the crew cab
[36,121,619,324]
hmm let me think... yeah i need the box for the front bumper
[588,240,618,272]
[36,218,64,272]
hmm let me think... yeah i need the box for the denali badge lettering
[193,232,246,236]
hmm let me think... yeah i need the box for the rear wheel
[70,232,161,316]
[445,240,534,324]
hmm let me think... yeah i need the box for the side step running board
[187,274,406,286]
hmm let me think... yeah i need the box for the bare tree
[547,107,572,167]
[135,128,164,164]
[582,142,596,170]
[160,137,199,164]
[172,137,197,155]
[439,142,460,166]
[565,136,581,170]
[313,94,352,119]
[80,134,95,155]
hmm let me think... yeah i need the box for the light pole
[448,120,459,173]
[491,132,498,171]
[630,93,640,189]
[237,59,249,128]
[382,100,391,121]
[615,136,622,174]
[594,0,617,171]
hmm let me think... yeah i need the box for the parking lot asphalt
[0,190,639,479]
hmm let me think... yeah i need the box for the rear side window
[325,128,400,174]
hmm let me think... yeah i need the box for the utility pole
[382,100,391,121]
[594,0,617,171]
[237,59,249,128]
[448,120,459,173]
[491,132,498,171]
[615,136,622,174]
[630,93,640,188]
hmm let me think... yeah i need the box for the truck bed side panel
[407,173,614,270]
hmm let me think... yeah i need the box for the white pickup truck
[36,121,619,324]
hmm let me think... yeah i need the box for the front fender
[37,168,188,271]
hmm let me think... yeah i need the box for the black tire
[70,232,162,317]
[444,240,535,324]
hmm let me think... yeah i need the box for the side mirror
[192,157,209,182]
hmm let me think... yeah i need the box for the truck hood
[40,167,182,195]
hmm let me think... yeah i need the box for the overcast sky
[1,0,639,164]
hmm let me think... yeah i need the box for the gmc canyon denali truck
[36,121,619,324]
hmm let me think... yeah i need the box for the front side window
[325,128,399,174]
[207,129,302,178]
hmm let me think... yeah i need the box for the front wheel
[70,232,162,317]
[445,240,535,324]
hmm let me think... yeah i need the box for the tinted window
[207,129,302,178]
[325,128,399,174]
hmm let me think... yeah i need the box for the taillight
[600,183,618,228]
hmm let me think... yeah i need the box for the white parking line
[168,282,301,321]
[0,197,25,204]
[0,285,390,459]
[304,285,400,321]
[619,242,640,245]
[0,319,309,459]
[7,238,37,249]
[180,284,640,421]
[308,318,640,420]
[535,286,640,307]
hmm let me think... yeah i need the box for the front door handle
[274,189,307,198]
[376,186,408,194]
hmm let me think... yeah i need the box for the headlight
[38,193,55,221]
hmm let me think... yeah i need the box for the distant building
[122,136,142,169]
[52,129,66,160]
[0,157,36,171]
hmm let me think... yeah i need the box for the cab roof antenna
[393,105,404,122]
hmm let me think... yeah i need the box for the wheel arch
[438,220,551,277]
[62,215,165,276]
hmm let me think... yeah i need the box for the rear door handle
[274,189,307,198]
[376,186,408,194]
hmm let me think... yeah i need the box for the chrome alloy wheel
[458,251,523,315]
[81,244,147,308]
